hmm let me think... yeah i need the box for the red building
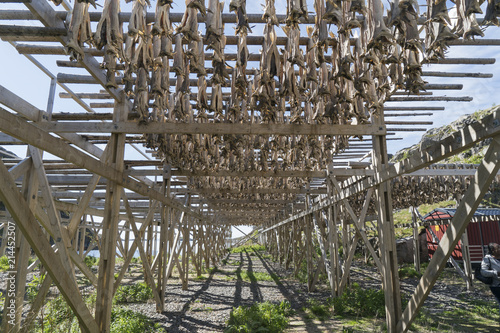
[425,208,500,265]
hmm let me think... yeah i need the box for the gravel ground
[125,250,329,332]
[1,250,497,332]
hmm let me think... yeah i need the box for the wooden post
[398,137,500,332]
[79,216,86,258]
[6,159,37,332]
[156,164,171,312]
[0,159,99,332]
[461,229,473,290]
[95,99,128,333]
[372,110,402,333]
[411,207,421,273]
[305,194,314,292]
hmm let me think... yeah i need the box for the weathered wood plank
[0,159,99,333]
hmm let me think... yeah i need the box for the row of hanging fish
[63,0,500,184]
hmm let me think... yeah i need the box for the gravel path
[124,251,498,332]
[1,249,497,332]
[126,250,330,332]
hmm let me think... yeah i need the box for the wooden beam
[0,159,99,332]
[398,136,500,332]
[260,108,500,232]
[24,0,124,102]
[36,121,386,136]
[0,107,207,221]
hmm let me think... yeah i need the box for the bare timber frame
[1,0,500,332]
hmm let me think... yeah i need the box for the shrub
[26,273,45,302]
[0,255,10,271]
[114,282,153,304]
[110,308,165,333]
[303,299,332,321]
[33,295,78,332]
[330,283,386,318]
[398,265,422,279]
[30,293,163,333]
[84,256,99,269]
[225,300,293,333]
[130,256,142,264]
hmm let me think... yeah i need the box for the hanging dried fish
[67,1,94,61]
[455,0,484,39]
[324,0,343,25]
[172,34,185,76]
[235,34,248,94]
[286,0,308,25]
[484,0,500,26]
[187,38,206,76]
[262,0,279,25]
[263,24,280,78]
[206,0,224,51]
[177,6,201,41]
[211,83,224,116]
[187,0,207,15]
[94,0,123,88]
[129,0,147,37]
[230,0,252,34]
[284,26,304,66]
[134,67,150,122]
[367,0,393,49]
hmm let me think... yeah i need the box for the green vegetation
[302,299,332,321]
[330,283,386,318]
[392,200,456,238]
[130,256,142,264]
[30,293,164,333]
[33,295,79,332]
[398,265,422,279]
[411,298,499,332]
[26,273,45,302]
[0,255,11,271]
[114,282,153,304]
[225,301,293,333]
[110,308,166,333]
[240,271,279,282]
[84,255,99,269]
[230,244,266,253]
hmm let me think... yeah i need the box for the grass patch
[240,271,279,282]
[208,267,221,274]
[111,307,166,333]
[230,244,266,254]
[114,282,153,304]
[398,265,422,279]
[330,283,386,318]
[303,299,332,321]
[225,301,293,333]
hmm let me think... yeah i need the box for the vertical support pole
[461,229,473,290]
[95,98,128,333]
[46,77,57,116]
[328,179,340,297]
[305,194,314,292]
[79,216,86,257]
[3,148,38,333]
[157,165,171,312]
[372,112,402,333]
[411,207,421,273]
[123,220,130,258]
